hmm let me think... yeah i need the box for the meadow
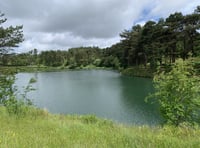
[0,107,200,148]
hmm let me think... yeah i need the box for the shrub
[147,59,200,126]
[0,72,35,117]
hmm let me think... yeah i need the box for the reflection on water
[16,70,161,125]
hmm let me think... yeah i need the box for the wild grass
[0,106,200,148]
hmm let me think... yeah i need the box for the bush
[147,59,200,126]
[0,72,35,117]
[4,97,30,117]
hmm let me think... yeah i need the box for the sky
[0,0,199,52]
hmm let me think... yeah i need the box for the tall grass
[0,106,200,147]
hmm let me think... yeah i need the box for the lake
[16,70,161,125]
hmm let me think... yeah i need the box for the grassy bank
[121,67,154,78]
[0,107,200,147]
[0,65,113,73]
[0,66,67,73]
[0,65,154,79]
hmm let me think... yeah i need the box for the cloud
[150,0,197,17]
[15,32,120,53]
[33,0,141,38]
[1,0,139,38]
[135,0,200,23]
[0,0,199,52]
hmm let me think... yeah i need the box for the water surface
[16,70,160,125]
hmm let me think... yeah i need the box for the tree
[165,12,184,63]
[147,59,200,126]
[140,21,158,68]
[181,8,200,58]
[120,25,143,67]
[119,29,132,68]
[0,12,24,107]
[0,11,24,67]
[0,12,23,65]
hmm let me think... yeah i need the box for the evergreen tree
[0,12,23,65]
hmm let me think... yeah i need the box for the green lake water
[16,70,161,125]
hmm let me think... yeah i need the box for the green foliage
[66,47,102,67]
[121,67,154,78]
[147,59,200,126]
[0,12,23,66]
[29,77,37,83]
[0,74,16,104]
[4,97,31,117]
[188,57,200,74]
[100,56,120,69]
[0,68,35,117]
[0,12,33,117]
[104,6,200,69]
[0,73,35,117]
[93,58,102,67]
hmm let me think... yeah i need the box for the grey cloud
[16,31,120,53]
[0,0,148,39]
[0,0,199,52]
[0,0,146,38]
[37,0,137,38]
[0,0,50,19]
[1,0,135,38]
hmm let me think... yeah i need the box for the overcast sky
[0,0,199,52]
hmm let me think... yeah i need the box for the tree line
[106,6,200,69]
[1,6,200,71]
[0,47,121,69]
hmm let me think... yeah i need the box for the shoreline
[0,65,154,78]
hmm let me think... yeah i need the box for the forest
[1,6,200,73]
[0,6,200,76]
